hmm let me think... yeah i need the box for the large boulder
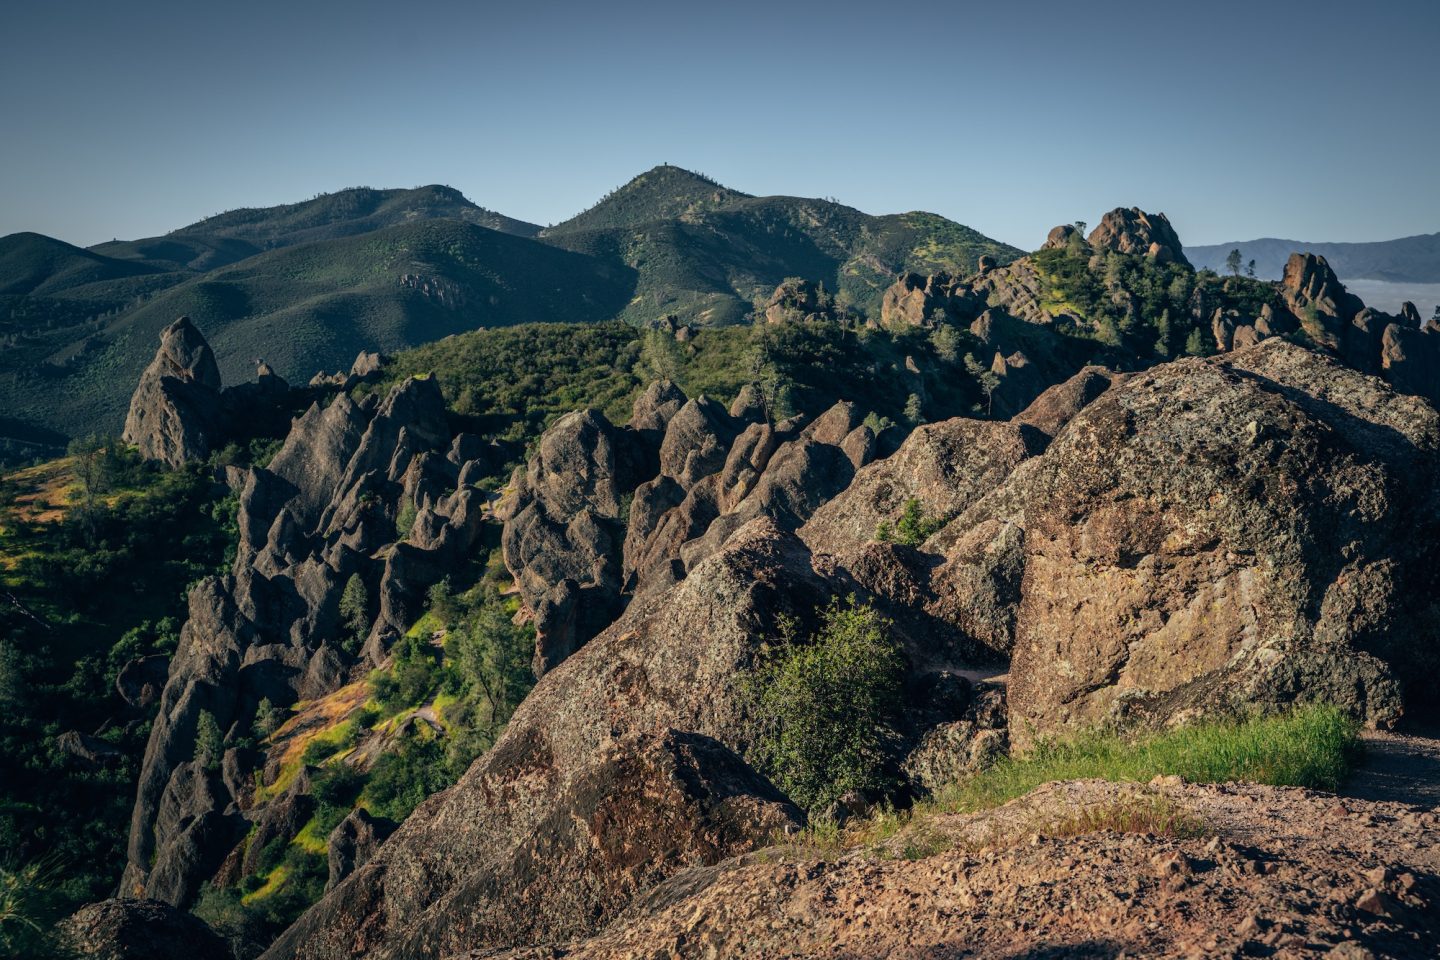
[121,317,226,467]
[261,519,816,960]
[1087,207,1191,267]
[1007,339,1440,746]
[60,898,233,960]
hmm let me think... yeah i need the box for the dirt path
[1342,723,1440,808]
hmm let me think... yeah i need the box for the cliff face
[119,324,491,909]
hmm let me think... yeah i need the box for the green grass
[933,705,1360,814]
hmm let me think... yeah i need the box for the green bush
[745,597,906,812]
[369,634,442,711]
[934,704,1361,813]
[874,497,945,547]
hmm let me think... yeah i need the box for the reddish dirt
[478,779,1440,960]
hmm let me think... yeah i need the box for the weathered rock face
[800,418,1047,560]
[60,898,233,960]
[502,383,876,673]
[327,808,395,891]
[262,519,816,960]
[761,277,840,324]
[879,272,980,329]
[1087,207,1191,267]
[121,373,487,908]
[122,317,227,467]
[1007,339,1440,745]
[122,317,300,468]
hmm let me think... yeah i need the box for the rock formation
[878,272,981,329]
[1087,207,1191,267]
[121,317,303,467]
[60,898,233,960]
[121,317,228,467]
[500,383,875,674]
[120,372,486,909]
[760,277,844,324]
[262,519,815,959]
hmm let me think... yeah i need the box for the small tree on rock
[194,709,224,773]
[1226,249,1243,277]
[339,574,370,655]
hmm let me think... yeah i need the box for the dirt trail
[1343,724,1440,809]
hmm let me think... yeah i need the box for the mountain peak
[544,164,749,235]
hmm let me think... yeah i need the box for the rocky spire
[120,317,225,467]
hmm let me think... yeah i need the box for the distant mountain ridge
[91,184,542,273]
[542,165,1023,325]
[0,166,1020,441]
[1189,232,1440,283]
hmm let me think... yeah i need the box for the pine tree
[929,323,960,363]
[253,698,284,739]
[339,574,369,655]
[1185,327,1207,356]
[194,710,224,772]
[903,393,924,425]
[1226,249,1243,276]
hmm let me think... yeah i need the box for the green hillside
[546,184,1023,326]
[0,233,168,297]
[92,185,541,271]
[1,220,635,438]
[1,168,1022,445]
[544,165,749,235]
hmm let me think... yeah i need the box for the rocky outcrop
[327,808,395,891]
[502,383,878,673]
[1272,253,1440,406]
[1007,339,1440,745]
[477,779,1440,960]
[879,272,980,329]
[760,277,842,324]
[122,317,301,467]
[60,898,233,960]
[121,317,227,467]
[262,519,817,960]
[121,373,487,908]
[1087,207,1191,267]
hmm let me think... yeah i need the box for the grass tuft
[933,704,1360,814]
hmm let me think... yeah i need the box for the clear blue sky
[2,0,1436,250]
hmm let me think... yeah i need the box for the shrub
[745,597,906,812]
[0,860,69,959]
[370,634,442,711]
[875,498,945,547]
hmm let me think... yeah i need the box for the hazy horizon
[2,0,1437,250]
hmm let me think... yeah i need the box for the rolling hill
[0,166,1019,445]
[0,233,169,297]
[544,166,1024,325]
[1189,232,1440,283]
[91,185,542,272]
[1,220,634,439]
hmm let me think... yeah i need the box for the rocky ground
[474,774,1440,960]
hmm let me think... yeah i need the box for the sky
[1,0,1436,251]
